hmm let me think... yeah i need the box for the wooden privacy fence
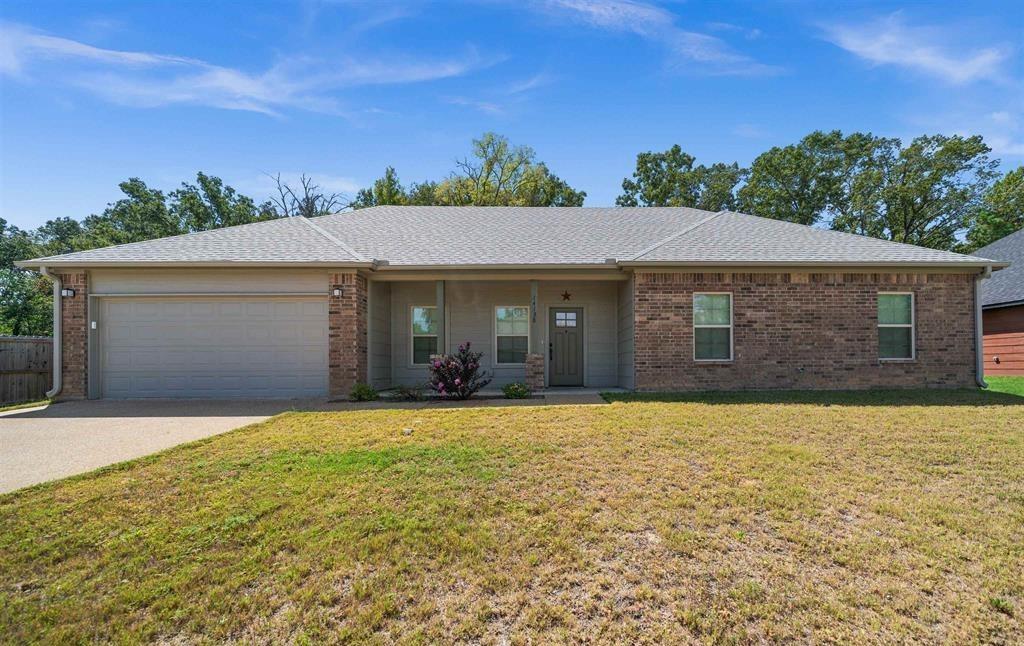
[0,336,53,404]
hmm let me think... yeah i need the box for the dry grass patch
[2,391,1023,643]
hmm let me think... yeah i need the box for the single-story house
[974,228,1024,376]
[17,206,1007,400]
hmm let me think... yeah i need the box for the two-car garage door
[99,297,328,399]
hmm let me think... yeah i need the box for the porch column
[329,271,368,399]
[435,280,446,355]
[526,279,545,391]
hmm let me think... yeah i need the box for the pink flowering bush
[427,342,492,400]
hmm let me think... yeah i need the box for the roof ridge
[299,216,367,262]
[631,210,727,260]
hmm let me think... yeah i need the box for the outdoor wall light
[332,288,342,297]
[60,288,76,298]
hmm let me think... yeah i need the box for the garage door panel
[101,297,328,399]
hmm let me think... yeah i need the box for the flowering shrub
[427,342,492,400]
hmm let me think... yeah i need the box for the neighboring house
[17,207,1006,400]
[974,229,1024,376]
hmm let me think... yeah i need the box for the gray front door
[549,307,583,386]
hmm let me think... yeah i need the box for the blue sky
[1,0,1021,229]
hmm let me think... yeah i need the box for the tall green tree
[616,145,744,211]
[31,217,84,258]
[78,178,182,249]
[171,172,277,232]
[0,218,39,270]
[0,268,51,336]
[353,133,586,208]
[963,166,1024,251]
[352,167,409,207]
[738,131,846,226]
[833,134,998,249]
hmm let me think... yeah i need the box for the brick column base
[56,272,88,401]
[525,353,545,391]
[329,272,368,400]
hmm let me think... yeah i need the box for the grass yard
[2,391,1023,643]
[987,375,1024,397]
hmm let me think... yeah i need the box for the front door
[549,307,584,386]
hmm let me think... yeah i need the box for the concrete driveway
[0,400,314,494]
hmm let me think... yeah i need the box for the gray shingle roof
[974,228,1024,307]
[20,216,363,265]
[633,210,996,265]
[18,206,1002,269]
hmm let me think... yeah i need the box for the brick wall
[57,271,89,400]
[633,272,978,391]
[329,272,368,399]
[525,353,545,391]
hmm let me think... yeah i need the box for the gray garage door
[99,297,328,399]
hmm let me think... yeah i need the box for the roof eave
[982,298,1024,310]
[373,262,620,271]
[618,260,1009,270]
[15,260,376,269]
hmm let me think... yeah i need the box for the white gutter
[38,266,62,399]
[974,265,993,388]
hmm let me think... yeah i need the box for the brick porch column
[525,353,545,391]
[56,271,88,400]
[328,271,368,399]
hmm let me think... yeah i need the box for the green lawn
[2,391,1023,643]
[987,375,1024,397]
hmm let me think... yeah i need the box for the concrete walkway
[0,393,609,494]
[0,400,309,494]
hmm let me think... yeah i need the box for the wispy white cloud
[505,72,554,95]
[0,22,496,116]
[820,12,1012,85]
[444,96,506,116]
[532,0,779,76]
[705,22,762,40]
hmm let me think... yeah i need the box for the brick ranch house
[17,206,1007,400]
[975,228,1024,376]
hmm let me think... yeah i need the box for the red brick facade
[633,272,978,391]
[56,271,89,400]
[329,271,368,399]
[525,353,545,391]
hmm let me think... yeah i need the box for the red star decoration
[561,290,572,301]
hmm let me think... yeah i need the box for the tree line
[2,131,1021,336]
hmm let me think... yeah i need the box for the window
[554,311,578,327]
[878,293,914,359]
[495,306,530,364]
[411,305,438,364]
[693,293,732,361]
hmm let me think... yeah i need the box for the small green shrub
[349,383,379,402]
[502,382,532,399]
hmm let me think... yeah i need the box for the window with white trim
[878,293,914,359]
[495,306,529,364]
[693,293,732,361]
[411,305,438,364]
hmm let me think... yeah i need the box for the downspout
[974,265,992,388]
[39,266,62,398]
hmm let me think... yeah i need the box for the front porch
[364,275,635,392]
